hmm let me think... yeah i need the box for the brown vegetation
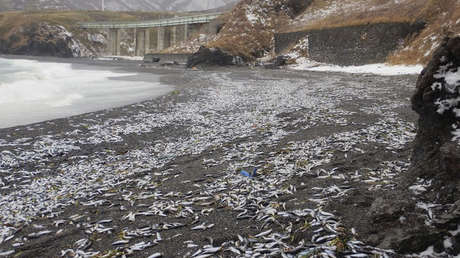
[199,0,460,64]
[286,0,425,32]
[283,0,460,65]
[388,0,460,64]
[205,0,295,60]
[0,10,175,41]
[0,10,179,56]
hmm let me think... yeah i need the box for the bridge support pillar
[184,24,189,41]
[145,29,151,54]
[171,26,177,47]
[157,27,165,51]
[135,29,146,56]
[108,28,121,56]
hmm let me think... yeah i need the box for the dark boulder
[384,36,460,254]
[143,54,161,63]
[15,38,74,58]
[160,61,179,66]
[274,55,290,66]
[186,46,239,68]
[410,36,460,189]
[263,55,290,69]
[329,37,460,257]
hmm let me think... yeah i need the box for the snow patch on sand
[292,62,423,76]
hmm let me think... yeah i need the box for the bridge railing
[78,12,222,29]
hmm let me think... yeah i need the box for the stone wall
[274,22,425,66]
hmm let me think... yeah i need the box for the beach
[0,58,419,257]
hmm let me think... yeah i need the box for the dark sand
[0,57,420,257]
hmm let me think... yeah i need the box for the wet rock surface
[0,63,440,257]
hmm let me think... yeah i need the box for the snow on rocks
[431,58,460,144]
[87,33,106,45]
[47,24,93,57]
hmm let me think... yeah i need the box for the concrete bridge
[78,13,222,56]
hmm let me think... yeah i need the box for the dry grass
[285,0,425,32]
[278,0,460,65]
[388,0,460,64]
[205,0,294,60]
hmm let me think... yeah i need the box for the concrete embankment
[275,22,425,66]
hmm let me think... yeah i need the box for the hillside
[0,11,176,57]
[163,0,311,59]
[286,0,460,65]
[167,0,460,65]
[0,0,238,12]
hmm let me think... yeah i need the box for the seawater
[0,58,172,128]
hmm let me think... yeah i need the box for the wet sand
[0,57,420,257]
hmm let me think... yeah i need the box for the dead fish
[201,208,214,215]
[0,250,14,257]
[156,232,162,241]
[187,243,199,248]
[1,235,14,243]
[54,220,66,227]
[191,223,214,230]
[203,247,221,254]
[28,230,52,238]
[191,249,203,257]
[32,224,45,229]
[194,254,213,258]
[147,253,162,258]
[60,249,74,257]
[112,240,130,246]
[123,212,136,221]
[73,239,91,250]
[129,241,154,251]
[254,229,272,238]
[226,246,241,255]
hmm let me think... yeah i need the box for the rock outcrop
[330,37,460,257]
[373,36,460,255]
[410,36,460,197]
[0,23,93,58]
[206,0,312,60]
[186,46,241,68]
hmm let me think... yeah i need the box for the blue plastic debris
[240,168,258,178]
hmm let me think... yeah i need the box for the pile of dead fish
[0,71,428,257]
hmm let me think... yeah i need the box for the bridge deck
[78,12,222,29]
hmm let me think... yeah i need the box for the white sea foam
[0,58,172,128]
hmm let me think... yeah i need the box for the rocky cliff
[410,36,460,197]
[329,37,460,256]
[0,11,174,58]
[0,22,97,57]
[204,0,312,60]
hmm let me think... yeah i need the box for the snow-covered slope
[0,0,238,12]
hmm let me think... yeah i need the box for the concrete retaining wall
[274,22,425,66]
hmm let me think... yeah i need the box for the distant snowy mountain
[0,0,239,12]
